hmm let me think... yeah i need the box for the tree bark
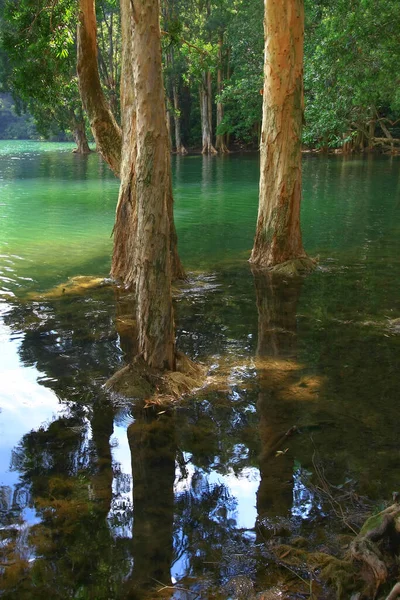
[77,0,122,176]
[200,73,217,155]
[128,0,176,370]
[250,0,309,269]
[71,113,91,154]
[172,80,187,155]
[78,0,185,283]
[215,35,229,153]
[110,0,137,286]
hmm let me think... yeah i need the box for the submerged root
[269,256,318,276]
[27,275,111,300]
[105,352,206,404]
[270,499,400,599]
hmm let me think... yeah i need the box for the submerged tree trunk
[128,0,176,370]
[200,73,217,155]
[250,0,312,273]
[77,0,122,176]
[215,35,229,153]
[110,0,137,286]
[71,112,91,154]
[78,0,185,283]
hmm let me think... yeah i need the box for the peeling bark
[77,0,122,176]
[79,0,184,283]
[130,0,176,370]
[250,0,311,270]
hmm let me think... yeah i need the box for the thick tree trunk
[172,81,187,155]
[77,0,122,176]
[130,0,176,370]
[71,113,91,154]
[250,0,310,270]
[200,73,217,155]
[78,0,184,283]
[215,36,229,153]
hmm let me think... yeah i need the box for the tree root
[269,256,318,276]
[270,499,400,599]
[105,352,206,403]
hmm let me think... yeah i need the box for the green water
[1,141,400,598]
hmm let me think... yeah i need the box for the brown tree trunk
[78,0,185,283]
[215,35,229,153]
[129,0,176,370]
[77,0,122,176]
[200,73,217,155]
[110,0,137,286]
[250,0,310,271]
[71,114,91,154]
[172,81,187,155]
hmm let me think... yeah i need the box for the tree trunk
[368,119,375,151]
[215,35,229,153]
[77,0,122,176]
[110,0,137,286]
[172,81,187,155]
[200,73,217,155]
[130,0,176,370]
[78,0,185,283]
[71,114,91,154]
[250,0,310,270]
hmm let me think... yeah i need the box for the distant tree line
[0,0,400,153]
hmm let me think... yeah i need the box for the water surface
[1,141,400,598]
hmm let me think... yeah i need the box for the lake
[1,140,400,598]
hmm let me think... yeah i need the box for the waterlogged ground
[1,141,400,598]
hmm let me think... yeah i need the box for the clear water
[1,140,400,598]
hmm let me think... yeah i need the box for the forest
[1,0,400,153]
[0,0,400,599]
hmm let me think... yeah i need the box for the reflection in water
[2,147,400,597]
[127,405,176,597]
[254,272,304,521]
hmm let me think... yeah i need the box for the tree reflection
[124,404,176,597]
[253,271,304,521]
[2,395,130,599]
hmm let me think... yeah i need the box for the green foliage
[0,0,81,137]
[304,0,400,148]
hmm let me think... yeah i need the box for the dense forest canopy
[0,0,399,151]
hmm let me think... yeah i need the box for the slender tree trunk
[110,0,137,286]
[78,0,184,283]
[215,35,229,153]
[250,0,310,270]
[200,73,217,155]
[172,81,187,155]
[130,0,176,370]
[77,0,122,176]
[368,118,376,151]
[71,114,91,154]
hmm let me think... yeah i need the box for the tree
[1,0,91,152]
[78,0,190,371]
[250,0,314,273]
[303,0,400,151]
